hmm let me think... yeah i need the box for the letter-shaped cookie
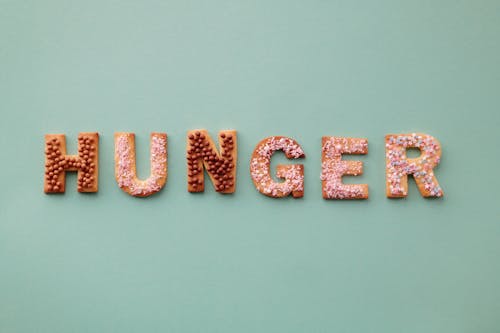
[250,136,305,198]
[44,133,99,193]
[114,132,167,197]
[186,129,237,193]
[386,133,443,198]
[321,136,368,199]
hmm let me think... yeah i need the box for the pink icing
[321,137,368,199]
[250,136,305,197]
[386,133,443,197]
[115,133,167,196]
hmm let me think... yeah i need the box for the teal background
[1,1,499,332]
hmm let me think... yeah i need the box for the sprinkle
[385,133,443,198]
[321,137,368,199]
[115,133,167,197]
[250,136,305,198]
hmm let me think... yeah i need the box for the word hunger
[44,130,444,199]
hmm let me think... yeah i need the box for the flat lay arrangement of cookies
[4,1,499,332]
[44,130,443,199]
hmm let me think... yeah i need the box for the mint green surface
[1,1,499,332]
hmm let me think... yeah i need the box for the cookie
[186,129,237,193]
[250,136,305,198]
[44,132,99,193]
[386,133,443,198]
[321,136,368,199]
[114,132,168,197]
